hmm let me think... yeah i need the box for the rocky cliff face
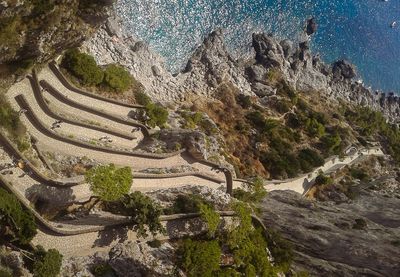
[260,189,400,276]
[85,16,400,123]
[0,0,114,77]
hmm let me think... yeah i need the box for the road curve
[29,72,136,141]
[40,80,150,137]
[48,61,144,110]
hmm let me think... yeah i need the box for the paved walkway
[261,148,384,195]
[7,79,142,150]
[39,66,136,118]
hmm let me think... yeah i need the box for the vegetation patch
[103,64,134,93]
[32,246,63,277]
[0,188,37,245]
[85,164,132,202]
[175,202,284,276]
[62,49,104,86]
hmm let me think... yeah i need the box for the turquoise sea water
[116,0,400,92]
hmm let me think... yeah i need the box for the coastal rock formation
[260,190,400,276]
[85,16,400,123]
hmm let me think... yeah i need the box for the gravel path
[263,148,385,194]
[7,79,142,149]
[39,67,136,118]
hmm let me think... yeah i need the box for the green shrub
[298,148,324,172]
[167,194,205,214]
[33,246,62,277]
[236,94,252,109]
[314,174,334,186]
[147,239,162,248]
[181,111,203,129]
[178,239,221,277]
[233,177,266,204]
[118,192,164,238]
[145,103,168,128]
[85,164,132,202]
[0,188,37,245]
[0,95,21,135]
[0,16,24,56]
[265,228,293,273]
[17,138,30,153]
[262,149,300,179]
[103,64,133,92]
[305,118,325,138]
[275,100,291,114]
[320,133,342,155]
[62,48,104,86]
[135,92,152,106]
[199,203,220,237]
[350,167,369,181]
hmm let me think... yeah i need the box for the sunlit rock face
[115,0,400,93]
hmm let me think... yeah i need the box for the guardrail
[49,61,145,109]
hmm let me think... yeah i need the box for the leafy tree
[103,64,133,92]
[0,188,37,245]
[145,103,168,128]
[33,246,62,277]
[178,239,221,277]
[119,192,164,238]
[85,164,132,202]
[62,48,104,86]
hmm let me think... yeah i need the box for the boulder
[306,17,318,36]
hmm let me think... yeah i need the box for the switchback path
[261,148,385,195]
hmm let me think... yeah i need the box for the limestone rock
[260,191,400,276]
[108,242,178,277]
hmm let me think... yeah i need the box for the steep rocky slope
[261,188,400,276]
[0,0,114,78]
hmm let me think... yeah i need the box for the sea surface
[116,0,400,92]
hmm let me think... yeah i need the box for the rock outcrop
[260,190,400,276]
[85,16,400,123]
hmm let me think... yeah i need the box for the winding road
[0,61,386,257]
